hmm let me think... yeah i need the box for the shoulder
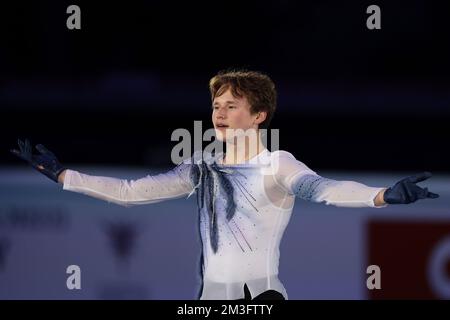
[268,149,316,175]
[270,150,301,165]
[270,150,296,160]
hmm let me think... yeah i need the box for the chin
[214,129,226,141]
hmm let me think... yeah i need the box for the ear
[254,111,267,125]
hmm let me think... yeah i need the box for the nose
[216,108,227,119]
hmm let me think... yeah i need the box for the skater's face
[212,88,265,142]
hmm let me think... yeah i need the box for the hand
[383,172,439,204]
[10,138,66,183]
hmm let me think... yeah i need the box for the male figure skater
[11,70,439,300]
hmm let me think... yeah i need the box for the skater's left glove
[383,172,439,204]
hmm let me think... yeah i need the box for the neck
[223,131,265,165]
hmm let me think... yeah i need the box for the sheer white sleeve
[272,151,386,208]
[62,163,194,207]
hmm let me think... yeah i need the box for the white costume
[63,149,385,299]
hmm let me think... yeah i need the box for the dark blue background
[1,0,449,172]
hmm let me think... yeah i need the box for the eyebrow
[212,100,237,106]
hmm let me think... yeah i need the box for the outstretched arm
[272,151,385,208]
[10,139,194,207]
[271,151,439,208]
[290,174,387,208]
[61,166,193,207]
[290,172,439,208]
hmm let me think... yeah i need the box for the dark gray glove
[383,172,439,204]
[10,139,66,183]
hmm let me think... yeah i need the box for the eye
[228,106,236,109]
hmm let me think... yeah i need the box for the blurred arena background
[1,0,449,299]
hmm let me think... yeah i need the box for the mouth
[215,124,229,129]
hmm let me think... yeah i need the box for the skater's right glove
[10,138,66,183]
